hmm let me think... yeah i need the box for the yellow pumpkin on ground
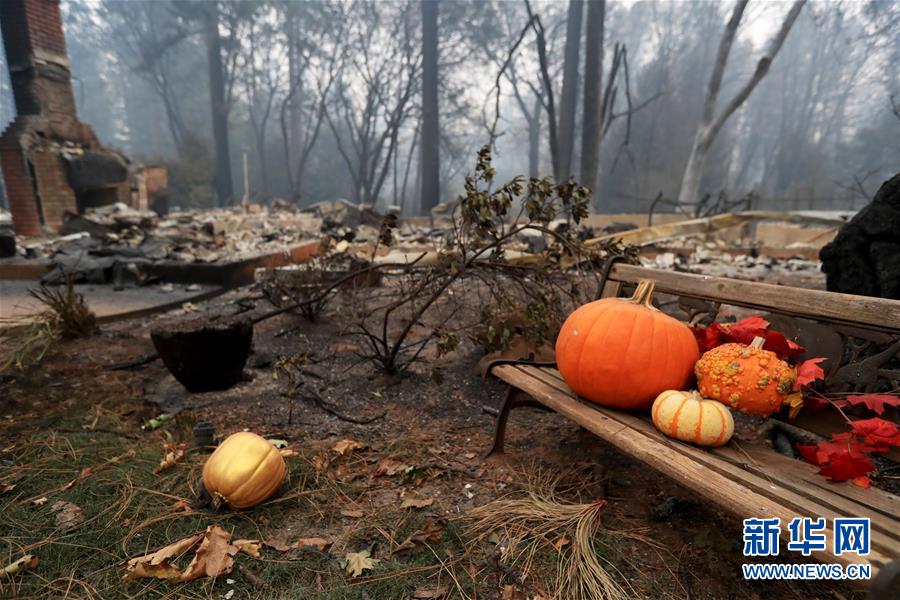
[651,390,734,447]
[202,432,285,509]
[694,336,796,417]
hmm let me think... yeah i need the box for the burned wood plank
[606,264,900,331]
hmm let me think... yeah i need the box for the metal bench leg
[868,560,899,600]
[484,386,551,459]
[484,386,517,458]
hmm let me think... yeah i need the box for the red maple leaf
[794,357,827,389]
[762,330,806,360]
[694,315,805,360]
[721,316,769,345]
[847,418,900,452]
[818,449,875,483]
[798,438,875,483]
[797,444,820,464]
[802,394,830,412]
[692,323,726,354]
[839,393,900,415]
[850,476,871,489]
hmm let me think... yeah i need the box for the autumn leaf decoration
[798,418,900,489]
[694,315,900,488]
[692,316,805,359]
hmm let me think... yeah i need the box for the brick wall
[0,131,41,235]
[34,68,79,139]
[31,146,76,228]
[24,0,67,57]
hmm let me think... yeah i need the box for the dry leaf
[51,500,84,531]
[413,586,449,599]
[343,550,379,577]
[169,499,190,511]
[2,554,38,575]
[330,342,358,353]
[23,466,96,505]
[0,482,15,494]
[296,537,331,551]
[279,448,298,458]
[267,438,289,448]
[154,442,186,474]
[126,561,182,581]
[374,458,411,477]
[501,584,525,600]
[394,519,444,553]
[262,538,292,552]
[785,392,805,419]
[341,509,364,518]
[233,539,261,558]
[122,532,204,579]
[400,496,434,509]
[332,439,365,456]
[551,536,570,552]
[179,524,238,582]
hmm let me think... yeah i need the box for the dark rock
[151,317,253,393]
[820,173,900,299]
[0,230,14,258]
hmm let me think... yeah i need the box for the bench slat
[520,366,900,529]
[606,264,900,332]
[493,364,899,571]
[507,365,900,551]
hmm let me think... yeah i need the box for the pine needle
[462,468,631,600]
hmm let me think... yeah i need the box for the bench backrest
[600,264,900,395]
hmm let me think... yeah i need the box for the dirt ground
[0,287,867,599]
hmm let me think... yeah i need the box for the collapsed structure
[0,0,130,235]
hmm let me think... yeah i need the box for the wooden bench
[485,264,900,594]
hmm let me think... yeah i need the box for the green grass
[0,418,479,599]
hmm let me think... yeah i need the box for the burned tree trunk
[420,0,440,214]
[205,1,234,207]
[579,0,605,191]
[556,0,584,182]
[820,173,900,299]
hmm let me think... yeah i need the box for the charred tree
[677,0,805,206]
[579,0,605,192]
[556,0,584,182]
[420,0,440,214]
[205,1,234,206]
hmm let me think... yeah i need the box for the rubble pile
[642,237,824,288]
[16,202,323,285]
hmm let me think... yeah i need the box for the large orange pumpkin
[555,280,700,410]
[202,432,286,509]
[694,337,796,417]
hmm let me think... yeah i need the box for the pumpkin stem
[630,279,657,309]
[749,336,766,350]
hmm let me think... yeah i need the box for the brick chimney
[0,0,117,235]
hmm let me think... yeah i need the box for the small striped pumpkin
[651,390,734,447]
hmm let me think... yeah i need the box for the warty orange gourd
[694,336,796,417]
